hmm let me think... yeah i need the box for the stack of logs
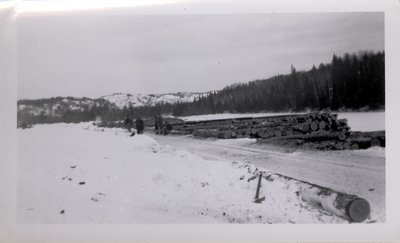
[169,112,385,150]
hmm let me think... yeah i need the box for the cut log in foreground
[256,171,370,222]
[297,180,370,222]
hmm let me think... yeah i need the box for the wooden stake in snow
[254,173,265,203]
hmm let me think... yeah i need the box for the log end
[370,137,381,147]
[348,198,370,222]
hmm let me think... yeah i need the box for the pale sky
[16,8,384,99]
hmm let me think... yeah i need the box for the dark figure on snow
[124,117,134,132]
[156,113,163,134]
[154,114,159,133]
[135,116,144,134]
[163,121,172,135]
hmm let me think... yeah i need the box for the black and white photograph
[1,0,400,242]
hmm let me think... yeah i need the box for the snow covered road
[17,123,384,224]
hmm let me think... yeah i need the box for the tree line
[18,51,384,124]
[171,51,384,116]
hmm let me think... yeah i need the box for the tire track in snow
[151,134,385,223]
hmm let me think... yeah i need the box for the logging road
[150,134,386,222]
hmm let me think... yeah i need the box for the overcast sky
[17,10,384,99]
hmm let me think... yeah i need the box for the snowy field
[16,122,382,224]
[180,111,385,132]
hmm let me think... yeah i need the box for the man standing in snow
[154,114,159,134]
[156,113,163,135]
[135,116,144,134]
[163,121,172,135]
[124,117,133,132]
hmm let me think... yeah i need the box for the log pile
[168,112,384,150]
[171,112,349,140]
[266,130,385,151]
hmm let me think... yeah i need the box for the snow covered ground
[337,111,385,131]
[17,122,380,224]
[153,134,385,223]
[179,111,385,132]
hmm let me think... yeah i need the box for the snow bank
[17,123,349,224]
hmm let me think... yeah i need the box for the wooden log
[258,129,271,139]
[349,130,385,138]
[319,120,326,130]
[259,172,370,222]
[284,126,294,136]
[255,129,264,138]
[283,131,343,141]
[300,123,310,132]
[318,140,336,150]
[193,129,218,138]
[370,137,381,147]
[379,136,386,147]
[334,142,344,150]
[343,142,351,150]
[236,129,251,137]
[347,136,371,143]
[338,132,347,141]
[351,143,360,150]
[310,121,319,131]
[285,126,294,132]
[231,130,237,138]
[259,130,268,139]
[273,130,282,137]
[216,131,230,139]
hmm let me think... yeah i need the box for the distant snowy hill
[101,92,208,109]
[17,92,209,120]
[17,97,106,117]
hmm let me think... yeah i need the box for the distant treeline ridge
[17,51,384,124]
